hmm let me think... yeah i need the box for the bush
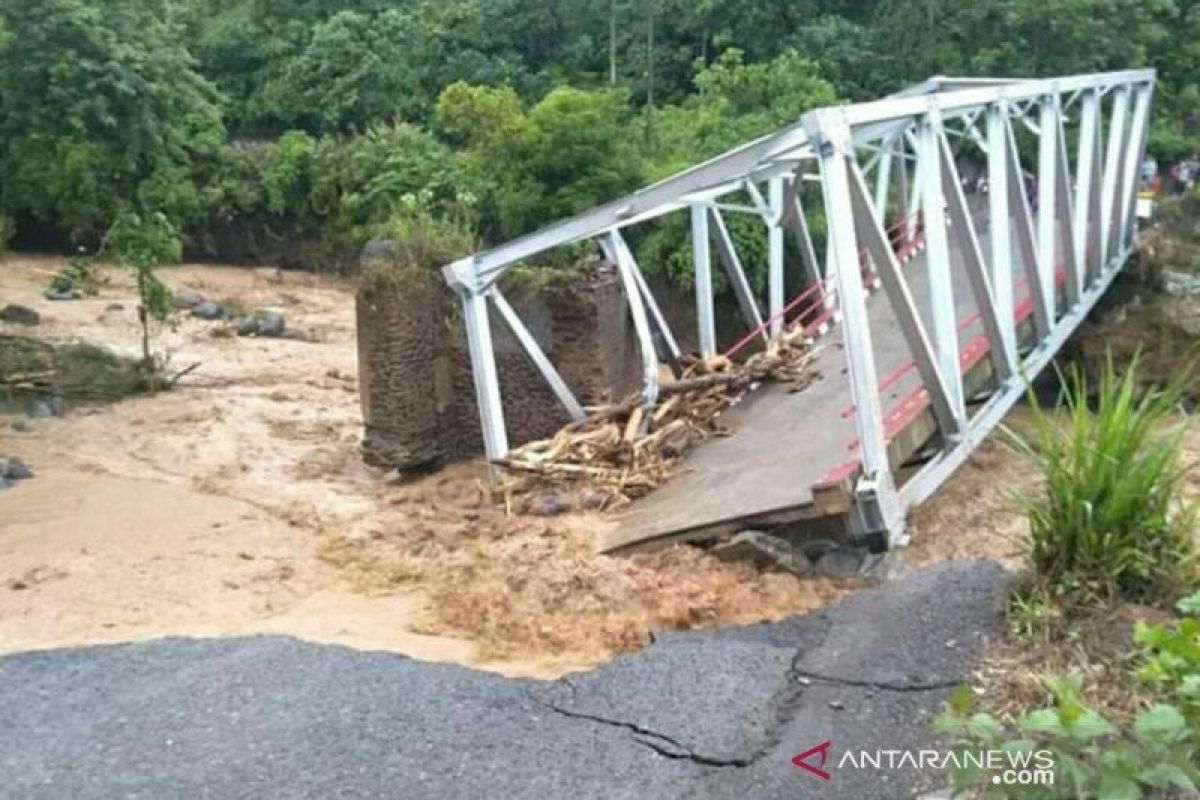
[360,190,477,290]
[936,591,1200,799]
[1009,355,1197,602]
[189,123,467,269]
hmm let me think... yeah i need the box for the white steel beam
[847,162,961,437]
[936,131,1017,381]
[1072,89,1101,284]
[690,204,717,357]
[789,187,822,288]
[1003,114,1052,340]
[623,243,683,374]
[1053,100,1082,308]
[917,112,966,423]
[456,287,509,461]
[1100,86,1130,264]
[768,177,786,335]
[602,231,660,405]
[1120,84,1153,253]
[873,138,895,224]
[1037,96,1059,323]
[489,289,586,422]
[986,102,1016,358]
[710,208,768,340]
[811,112,891,483]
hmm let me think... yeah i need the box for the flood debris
[1,335,166,402]
[711,530,813,575]
[493,327,821,513]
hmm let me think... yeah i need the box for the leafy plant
[938,593,1200,798]
[105,212,181,365]
[48,253,103,296]
[1008,586,1062,640]
[1007,355,1197,603]
[360,190,478,289]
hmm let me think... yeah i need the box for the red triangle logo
[792,740,833,781]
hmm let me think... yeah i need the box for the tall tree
[0,0,223,240]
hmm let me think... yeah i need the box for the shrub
[360,190,477,290]
[937,591,1200,799]
[1008,355,1196,602]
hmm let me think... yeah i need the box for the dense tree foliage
[0,0,1196,273]
[0,0,222,241]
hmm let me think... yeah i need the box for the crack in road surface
[0,561,1007,799]
[531,693,755,767]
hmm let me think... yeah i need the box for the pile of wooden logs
[493,326,821,513]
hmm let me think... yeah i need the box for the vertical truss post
[897,137,911,243]
[936,131,1017,381]
[1003,113,1052,340]
[848,163,962,438]
[873,137,894,224]
[690,204,717,358]
[789,182,822,288]
[447,264,509,462]
[768,177,786,336]
[489,289,586,422]
[917,108,967,423]
[1037,95,1059,322]
[986,101,1016,358]
[1120,83,1153,254]
[601,231,660,405]
[906,136,922,246]
[810,110,898,538]
[710,208,768,341]
[1073,88,1103,283]
[1052,97,1082,308]
[1100,85,1130,265]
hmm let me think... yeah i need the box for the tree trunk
[609,0,617,85]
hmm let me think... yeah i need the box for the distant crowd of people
[1142,155,1200,195]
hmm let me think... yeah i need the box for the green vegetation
[0,336,162,404]
[106,212,182,364]
[937,591,1200,799]
[1,0,1194,286]
[936,358,1200,797]
[1008,356,1196,603]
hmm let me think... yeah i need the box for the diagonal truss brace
[847,162,962,438]
[490,289,586,423]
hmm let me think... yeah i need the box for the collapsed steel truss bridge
[443,69,1156,551]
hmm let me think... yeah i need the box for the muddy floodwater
[1,257,854,677]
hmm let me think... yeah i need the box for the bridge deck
[603,222,1034,553]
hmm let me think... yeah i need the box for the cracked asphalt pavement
[0,560,1005,799]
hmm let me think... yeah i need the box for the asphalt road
[0,561,1005,800]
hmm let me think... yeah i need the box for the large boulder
[0,304,40,326]
[236,310,286,338]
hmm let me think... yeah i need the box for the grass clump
[1010,354,1197,603]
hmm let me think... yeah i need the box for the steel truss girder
[447,69,1155,548]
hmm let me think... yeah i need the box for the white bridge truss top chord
[443,69,1156,546]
